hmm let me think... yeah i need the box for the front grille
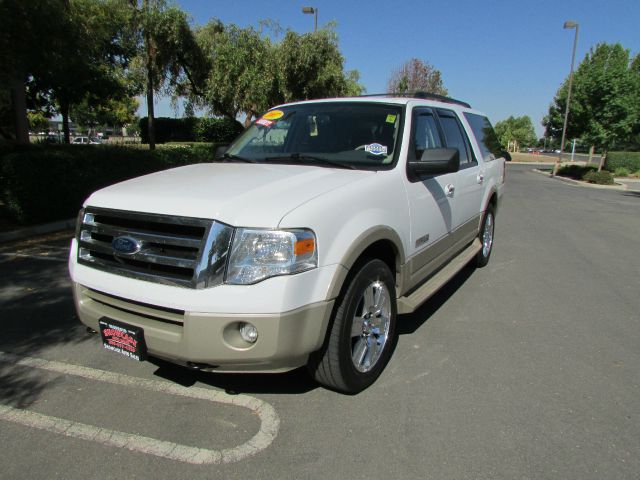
[77,207,233,288]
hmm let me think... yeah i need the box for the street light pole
[554,20,579,175]
[302,6,318,32]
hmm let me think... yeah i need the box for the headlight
[226,228,317,285]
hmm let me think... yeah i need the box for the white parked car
[69,93,506,393]
[72,136,101,145]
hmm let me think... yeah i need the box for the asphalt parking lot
[1,164,639,479]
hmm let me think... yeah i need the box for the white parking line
[0,352,280,464]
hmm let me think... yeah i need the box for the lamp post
[302,6,318,32]
[554,20,579,175]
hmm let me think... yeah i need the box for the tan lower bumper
[73,283,334,373]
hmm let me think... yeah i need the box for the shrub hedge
[139,117,244,144]
[0,144,216,225]
[613,167,631,177]
[194,117,245,143]
[582,170,614,185]
[557,164,597,180]
[605,151,640,172]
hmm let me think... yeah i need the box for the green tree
[0,0,139,143]
[71,95,139,136]
[132,0,206,149]
[544,43,640,151]
[277,26,364,103]
[192,22,363,125]
[27,112,50,133]
[494,116,537,150]
[194,22,279,125]
[387,58,447,96]
[54,0,139,142]
[0,0,69,143]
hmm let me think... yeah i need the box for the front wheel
[476,205,495,268]
[308,259,397,394]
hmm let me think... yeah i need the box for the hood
[85,163,373,227]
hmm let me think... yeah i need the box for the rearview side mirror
[214,145,229,161]
[408,148,460,176]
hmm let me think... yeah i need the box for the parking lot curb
[531,169,627,191]
[0,218,75,244]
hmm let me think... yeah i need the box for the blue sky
[148,0,640,137]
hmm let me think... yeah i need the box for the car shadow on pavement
[397,263,476,335]
[149,358,319,395]
[0,362,63,408]
[621,191,640,198]
[0,260,86,356]
[0,256,89,407]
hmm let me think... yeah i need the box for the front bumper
[73,282,334,372]
[69,237,342,372]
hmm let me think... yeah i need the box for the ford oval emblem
[112,236,141,255]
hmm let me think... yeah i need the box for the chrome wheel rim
[350,280,391,373]
[482,212,494,258]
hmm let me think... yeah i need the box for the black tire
[308,259,397,394]
[476,204,495,268]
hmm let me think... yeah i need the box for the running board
[397,239,482,314]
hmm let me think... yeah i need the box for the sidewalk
[615,178,640,192]
[532,168,640,192]
[0,218,75,244]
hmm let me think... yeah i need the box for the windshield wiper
[264,153,357,170]
[219,153,257,163]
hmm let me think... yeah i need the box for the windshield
[226,102,403,169]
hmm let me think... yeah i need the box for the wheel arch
[326,226,405,301]
[485,187,499,215]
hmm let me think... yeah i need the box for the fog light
[239,322,258,343]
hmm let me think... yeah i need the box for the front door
[404,107,458,290]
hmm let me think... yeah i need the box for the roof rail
[358,92,471,108]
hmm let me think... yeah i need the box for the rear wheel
[308,259,397,394]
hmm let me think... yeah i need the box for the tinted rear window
[464,113,503,160]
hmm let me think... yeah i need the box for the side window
[412,109,443,160]
[463,112,503,161]
[437,109,474,165]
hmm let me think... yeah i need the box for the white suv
[69,94,505,393]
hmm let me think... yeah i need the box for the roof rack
[358,92,471,108]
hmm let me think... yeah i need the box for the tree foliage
[494,116,537,149]
[71,96,139,135]
[544,43,640,151]
[278,28,364,103]
[1,1,363,144]
[131,0,206,149]
[194,22,279,123]
[387,58,447,96]
[0,0,138,143]
[0,0,70,142]
[191,23,364,124]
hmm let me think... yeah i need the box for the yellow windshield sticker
[386,114,397,124]
[263,110,284,120]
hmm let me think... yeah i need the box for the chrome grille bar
[77,207,233,289]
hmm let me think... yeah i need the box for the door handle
[477,172,485,183]
[445,184,455,197]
